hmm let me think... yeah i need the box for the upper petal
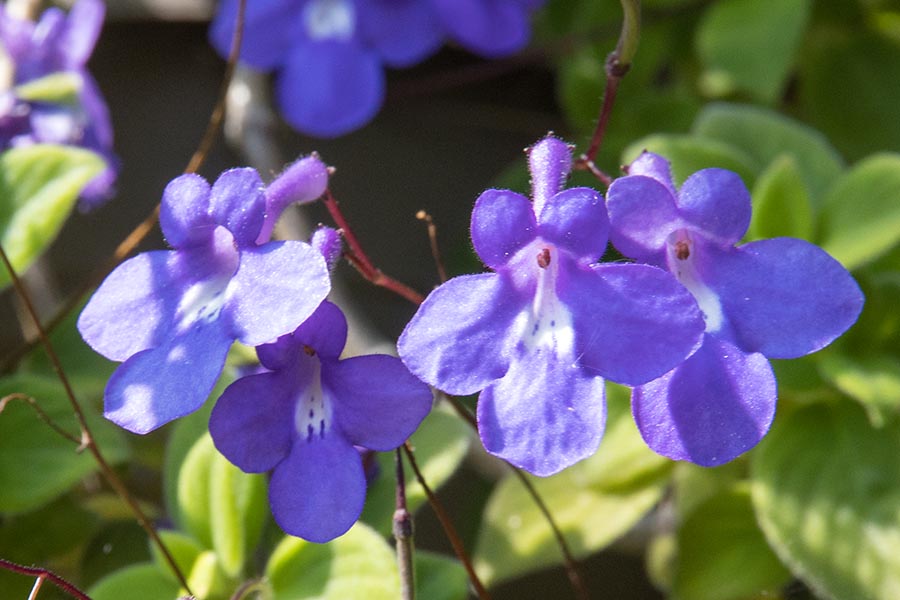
[257,155,329,243]
[705,237,864,358]
[431,0,531,57]
[528,136,572,214]
[358,0,442,67]
[268,434,365,542]
[58,0,104,68]
[562,263,705,386]
[224,241,330,347]
[470,189,537,270]
[208,0,302,69]
[159,174,214,249]
[398,274,526,395]
[626,151,677,197]
[290,300,348,360]
[677,168,751,245]
[209,168,266,248]
[538,187,608,262]
[606,174,682,265]
[633,334,776,466]
[477,346,606,476]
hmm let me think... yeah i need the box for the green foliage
[622,134,757,186]
[415,551,469,600]
[752,402,900,600]
[88,564,181,600]
[14,72,82,104]
[0,145,105,289]
[749,155,814,241]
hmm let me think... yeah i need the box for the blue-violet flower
[606,152,865,466]
[78,158,331,433]
[398,136,705,476]
[0,0,117,208]
[210,300,433,542]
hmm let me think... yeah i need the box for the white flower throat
[667,229,724,334]
[511,241,576,355]
[304,0,355,41]
[294,350,334,442]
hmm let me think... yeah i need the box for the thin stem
[403,443,491,600]
[322,189,426,305]
[0,559,91,600]
[1,393,83,446]
[394,448,416,600]
[415,210,448,284]
[0,244,193,595]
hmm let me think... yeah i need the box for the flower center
[303,0,355,41]
[667,229,724,333]
[175,227,239,333]
[511,242,576,355]
[293,354,334,442]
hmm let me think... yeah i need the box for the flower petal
[706,237,864,358]
[257,155,329,243]
[477,347,606,476]
[538,187,608,262]
[562,263,704,385]
[103,320,233,433]
[269,434,365,542]
[290,300,347,360]
[626,151,677,197]
[677,168,751,245]
[209,371,295,472]
[528,136,572,213]
[58,0,103,68]
[209,168,266,247]
[398,274,525,395]
[470,189,536,269]
[633,334,776,466]
[225,241,330,347]
[276,39,384,138]
[159,174,214,248]
[327,355,432,450]
[606,174,682,265]
[359,0,442,67]
[208,0,301,70]
[431,0,530,57]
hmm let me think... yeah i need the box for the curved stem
[0,559,90,600]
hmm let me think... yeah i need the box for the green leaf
[148,530,205,587]
[0,373,129,513]
[818,153,900,270]
[14,72,82,104]
[187,550,232,600]
[673,483,790,600]
[176,432,216,548]
[415,551,468,600]
[266,522,401,600]
[473,384,673,585]
[622,134,757,188]
[749,155,814,241]
[88,564,181,600]
[0,145,105,289]
[695,0,811,103]
[0,496,97,564]
[692,103,845,203]
[362,407,472,535]
[819,353,900,428]
[752,402,900,600]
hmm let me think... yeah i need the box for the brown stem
[415,210,448,284]
[403,442,491,600]
[1,393,84,446]
[394,448,416,600]
[0,558,91,600]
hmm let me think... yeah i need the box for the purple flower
[209,300,432,542]
[209,0,543,137]
[606,152,865,466]
[0,0,117,209]
[78,159,331,434]
[398,137,705,476]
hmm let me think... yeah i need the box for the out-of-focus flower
[606,152,865,466]
[0,0,117,209]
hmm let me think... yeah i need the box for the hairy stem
[1,557,91,600]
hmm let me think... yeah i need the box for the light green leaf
[819,353,900,428]
[695,0,811,103]
[0,144,105,289]
[473,384,672,585]
[266,522,401,600]
[362,406,472,535]
[749,155,814,241]
[673,483,790,600]
[818,153,900,271]
[187,550,232,600]
[692,103,844,203]
[752,402,900,600]
[88,564,181,600]
[0,373,129,513]
[176,432,215,548]
[415,551,468,600]
[149,530,205,587]
[14,72,82,104]
[622,134,757,188]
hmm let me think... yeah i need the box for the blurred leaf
[0,145,105,289]
[695,0,811,102]
[362,407,472,535]
[176,431,215,548]
[187,550,231,600]
[749,155,814,241]
[163,396,214,529]
[673,483,790,600]
[415,551,468,600]
[672,460,745,521]
[692,103,844,203]
[80,520,154,589]
[622,134,757,187]
[752,402,900,600]
[0,373,129,513]
[266,522,400,599]
[558,45,605,135]
[818,153,900,270]
[473,384,672,584]
[14,72,82,104]
[819,353,900,428]
[0,496,97,564]
[149,530,205,587]
[88,564,180,600]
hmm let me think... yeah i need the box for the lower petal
[269,434,365,543]
[632,334,776,466]
[477,348,606,477]
[103,321,232,434]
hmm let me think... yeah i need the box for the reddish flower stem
[394,448,416,600]
[0,559,91,600]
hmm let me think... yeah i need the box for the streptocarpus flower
[209,300,432,542]
[606,152,865,466]
[209,0,544,138]
[0,0,117,209]
[78,158,331,434]
[398,136,705,477]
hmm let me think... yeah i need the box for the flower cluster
[0,0,117,209]
[209,0,545,137]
